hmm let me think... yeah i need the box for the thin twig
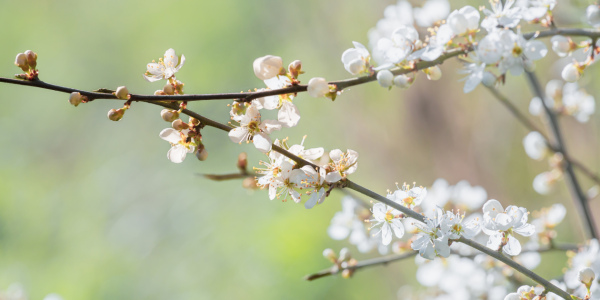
[486,86,600,186]
[304,243,579,282]
[525,71,599,239]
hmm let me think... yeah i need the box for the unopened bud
[69,92,83,107]
[172,119,189,130]
[14,53,29,72]
[288,60,302,78]
[578,267,595,288]
[341,269,353,279]
[338,248,351,262]
[393,75,413,89]
[24,50,37,69]
[424,66,442,81]
[154,90,167,96]
[482,72,497,87]
[237,152,248,171]
[163,83,175,95]
[196,146,208,161]
[107,108,125,121]
[307,77,329,98]
[253,55,283,80]
[115,86,130,100]
[323,248,337,262]
[376,70,393,88]
[242,177,259,189]
[161,109,179,122]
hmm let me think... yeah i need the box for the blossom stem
[525,71,599,240]
[304,251,418,281]
[304,243,578,282]
[485,86,600,186]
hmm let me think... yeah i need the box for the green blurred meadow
[0,0,599,299]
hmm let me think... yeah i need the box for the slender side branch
[304,243,579,282]
[525,71,599,239]
[304,251,418,281]
[486,86,600,186]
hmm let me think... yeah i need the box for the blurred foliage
[0,0,599,299]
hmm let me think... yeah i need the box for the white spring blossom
[228,104,281,153]
[341,42,371,75]
[159,128,195,163]
[369,202,405,245]
[411,207,450,259]
[253,55,283,80]
[522,131,548,160]
[482,200,535,256]
[144,48,185,82]
[324,149,358,183]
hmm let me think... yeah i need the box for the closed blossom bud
[376,70,393,88]
[196,145,208,161]
[322,248,336,262]
[341,269,353,279]
[24,50,37,69]
[163,83,175,95]
[424,66,442,80]
[578,267,595,288]
[253,55,283,80]
[154,90,166,95]
[160,109,179,122]
[393,75,413,89]
[307,77,329,97]
[14,53,29,72]
[172,119,189,130]
[115,86,130,100]
[189,117,200,126]
[242,177,259,189]
[338,248,351,262]
[587,5,600,27]
[561,63,582,83]
[288,60,302,78]
[69,92,83,107]
[550,36,572,57]
[107,108,125,121]
[237,152,248,171]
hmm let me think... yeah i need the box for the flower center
[385,210,394,222]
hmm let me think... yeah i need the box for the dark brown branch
[486,86,600,187]
[525,71,599,239]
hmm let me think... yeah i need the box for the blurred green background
[0,0,599,299]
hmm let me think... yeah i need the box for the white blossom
[144,48,185,82]
[341,42,371,75]
[562,82,596,123]
[413,0,450,28]
[375,25,419,67]
[386,183,427,209]
[533,171,559,195]
[561,63,582,82]
[551,36,572,57]
[459,60,486,93]
[324,149,359,183]
[228,104,281,153]
[482,200,535,256]
[440,211,481,239]
[393,74,413,88]
[159,128,195,163]
[370,202,405,245]
[481,0,522,32]
[447,6,480,35]
[412,207,450,259]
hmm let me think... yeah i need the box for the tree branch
[304,243,578,282]
[524,71,599,239]
[486,86,600,187]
